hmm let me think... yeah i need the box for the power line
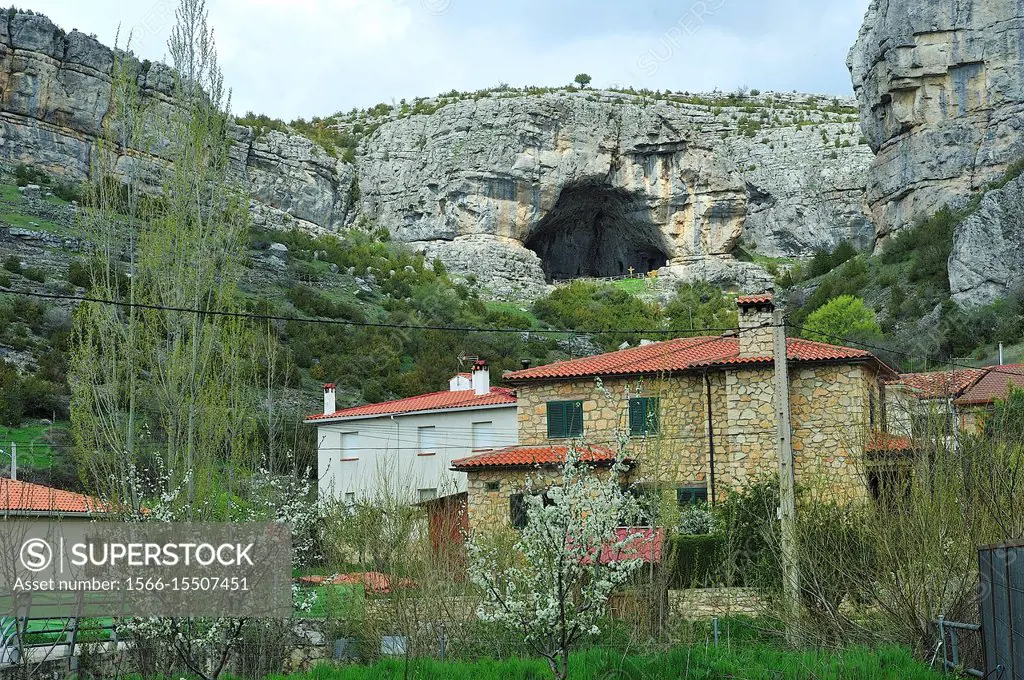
[786,322,1024,382]
[2,287,743,337]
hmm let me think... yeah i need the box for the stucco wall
[316,404,517,503]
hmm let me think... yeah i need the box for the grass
[295,584,365,619]
[0,420,68,469]
[610,278,650,294]
[265,644,940,679]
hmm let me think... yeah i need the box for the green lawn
[0,420,69,469]
[610,277,650,294]
[295,584,365,620]
[267,644,940,679]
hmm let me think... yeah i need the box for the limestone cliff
[0,10,354,233]
[0,9,876,300]
[356,90,873,298]
[848,0,1024,245]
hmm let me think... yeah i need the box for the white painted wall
[315,404,518,503]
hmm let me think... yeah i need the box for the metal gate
[979,542,1024,678]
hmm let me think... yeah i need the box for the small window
[418,488,437,502]
[510,493,527,529]
[472,421,495,450]
[418,425,441,455]
[677,486,708,506]
[484,481,500,492]
[339,432,358,460]
[629,397,661,436]
[344,492,356,505]
[547,401,583,439]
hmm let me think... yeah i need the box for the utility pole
[772,309,799,636]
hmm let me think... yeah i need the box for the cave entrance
[525,184,670,282]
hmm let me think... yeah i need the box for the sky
[23,0,873,121]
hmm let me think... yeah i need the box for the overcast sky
[24,0,872,121]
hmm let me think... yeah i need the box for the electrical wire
[0,287,743,337]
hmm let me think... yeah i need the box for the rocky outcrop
[357,90,873,297]
[0,10,354,233]
[949,173,1024,306]
[848,0,1024,245]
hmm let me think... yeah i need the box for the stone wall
[468,362,879,531]
[668,587,762,620]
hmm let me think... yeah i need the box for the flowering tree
[467,446,645,680]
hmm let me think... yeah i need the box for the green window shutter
[567,401,583,437]
[548,401,583,438]
[630,397,660,435]
[510,493,527,529]
[547,402,566,438]
[629,398,645,435]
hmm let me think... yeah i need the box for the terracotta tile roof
[595,527,665,565]
[0,478,107,515]
[955,364,1024,406]
[298,571,415,594]
[737,293,774,305]
[451,444,620,470]
[305,386,516,422]
[501,336,880,382]
[866,432,915,453]
[889,368,988,400]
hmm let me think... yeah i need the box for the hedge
[666,534,726,588]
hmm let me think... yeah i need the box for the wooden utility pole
[772,309,800,634]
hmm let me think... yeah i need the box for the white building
[305,360,518,504]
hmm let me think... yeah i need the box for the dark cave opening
[524,184,670,282]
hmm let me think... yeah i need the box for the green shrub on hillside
[663,281,739,333]
[533,281,662,351]
[801,295,882,346]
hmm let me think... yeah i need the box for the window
[339,432,358,461]
[510,493,527,529]
[472,421,495,450]
[418,425,441,455]
[547,401,583,439]
[629,397,661,436]
[677,486,708,506]
[344,492,356,505]
[418,488,437,502]
[485,481,500,492]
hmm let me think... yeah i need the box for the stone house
[451,295,897,533]
[884,364,1024,443]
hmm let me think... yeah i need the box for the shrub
[67,261,91,289]
[678,502,718,535]
[802,295,881,346]
[667,534,726,587]
[3,255,22,274]
[23,267,45,283]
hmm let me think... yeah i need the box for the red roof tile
[955,365,1024,406]
[502,336,880,382]
[889,368,988,400]
[305,386,516,421]
[0,478,107,515]
[866,432,915,453]
[595,527,664,565]
[298,571,415,594]
[451,444,620,470]
[737,293,774,305]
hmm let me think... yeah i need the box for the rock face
[0,10,355,233]
[849,0,1024,245]
[949,173,1024,306]
[0,9,876,300]
[357,90,873,297]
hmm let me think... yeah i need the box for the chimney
[323,383,336,415]
[737,294,775,358]
[521,359,532,370]
[471,359,490,395]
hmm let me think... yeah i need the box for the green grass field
[295,584,365,619]
[265,644,940,680]
[0,420,69,469]
[610,278,650,294]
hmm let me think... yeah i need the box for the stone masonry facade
[464,362,882,532]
